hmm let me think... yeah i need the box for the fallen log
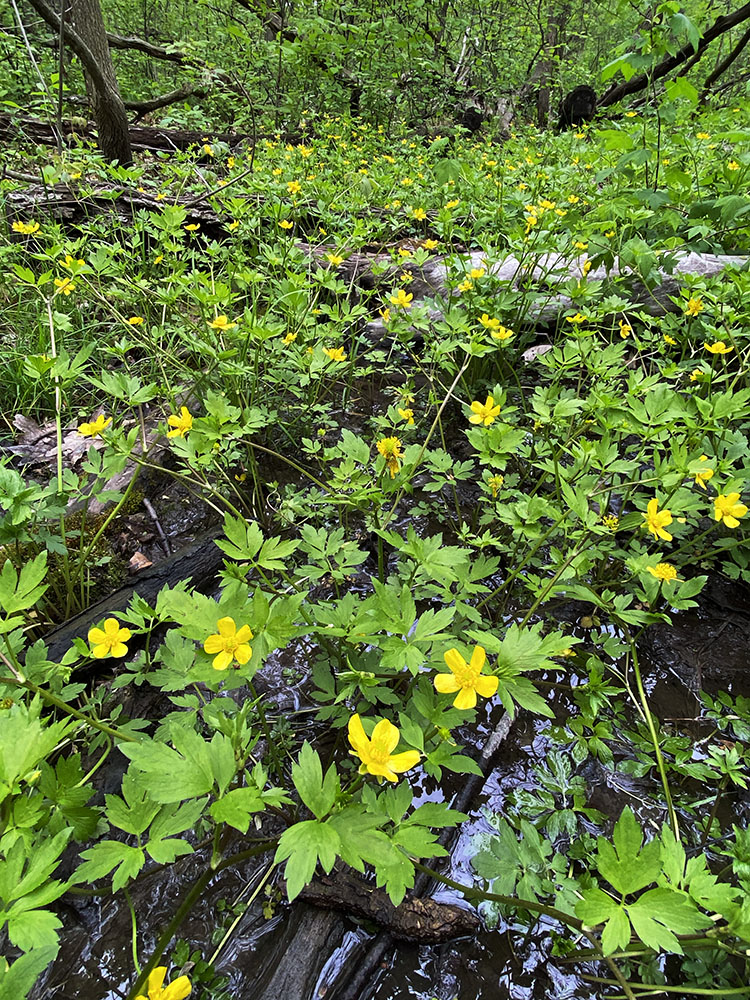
[298,868,479,943]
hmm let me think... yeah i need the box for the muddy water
[32,568,750,1000]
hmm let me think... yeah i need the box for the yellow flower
[491,326,514,342]
[445,198,460,209]
[696,132,710,140]
[470,267,486,280]
[287,180,301,195]
[184,224,200,232]
[625,111,638,118]
[389,289,413,310]
[704,341,733,355]
[203,617,253,671]
[568,195,580,204]
[469,395,501,426]
[380,307,391,324]
[88,618,132,659]
[279,219,294,229]
[457,279,473,293]
[397,248,412,258]
[605,229,615,238]
[323,346,347,362]
[566,312,587,325]
[487,474,504,498]
[53,277,75,296]
[643,498,673,541]
[479,314,501,331]
[422,239,439,250]
[602,514,619,531]
[582,259,592,276]
[325,252,344,266]
[435,646,499,710]
[202,143,214,157]
[694,456,714,490]
[397,407,414,425]
[12,220,40,235]
[134,966,192,1000]
[728,160,740,171]
[684,297,703,316]
[647,562,679,582]
[377,436,403,477]
[689,368,705,382]
[619,320,632,339]
[714,493,748,529]
[128,316,144,326]
[167,406,193,438]
[283,332,298,344]
[663,334,676,345]
[208,315,237,331]
[574,241,588,250]
[227,156,236,169]
[78,414,112,438]
[412,208,427,221]
[227,220,239,231]
[347,714,420,783]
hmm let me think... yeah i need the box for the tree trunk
[24,0,132,164]
[69,0,132,164]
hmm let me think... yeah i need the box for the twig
[142,497,172,556]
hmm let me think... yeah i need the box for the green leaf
[0,553,48,615]
[292,742,338,820]
[627,888,711,953]
[0,947,58,1000]
[596,807,661,895]
[6,910,62,952]
[210,787,265,833]
[74,841,145,892]
[274,820,341,901]
[119,728,216,803]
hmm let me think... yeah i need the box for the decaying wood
[36,528,223,662]
[0,113,252,154]
[298,868,479,943]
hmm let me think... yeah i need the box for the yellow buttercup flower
[479,314,501,331]
[684,297,703,317]
[127,316,144,326]
[619,320,632,338]
[422,239,439,250]
[88,618,132,659]
[12,220,40,235]
[566,313,587,325]
[325,253,344,266]
[445,198,460,209]
[283,332,298,344]
[714,493,748,529]
[208,315,237,332]
[78,414,112,438]
[491,326,514,342]
[412,208,427,221]
[377,436,402,477]
[397,407,414,425]
[487,474,504,498]
[663,334,676,345]
[203,617,253,671]
[287,180,301,195]
[728,160,740,171]
[279,219,294,229]
[469,395,501,426]
[53,277,75,296]
[704,341,733,355]
[323,346,347,362]
[647,563,679,582]
[470,267,485,280]
[435,646,499,710]
[167,406,193,438]
[389,288,413,310]
[643,498,673,541]
[347,714,420,783]
[184,224,200,232]
[134,966,191,1000]
[694,456,714,490]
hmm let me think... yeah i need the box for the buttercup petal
[371,717,399,754]
[443,648,467,674]
[92,643,111,659]
[146,967,167,997]
[347,713,368,753]
[234,643,252,665]
[434,673,460,694]
[110,642,129,658]
[388,750,421,773]
[454,687,478,710]
[203,635,224,654]
[475,674,499,698]
[212,650,233,671]
[216,617,236,637]
[103,618,121,636]
[88,627,107,645]
[162,976,192,1000]
[235,625,253,643]
[469,645,486,673]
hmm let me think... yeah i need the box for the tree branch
[24,0,109,95]
[599,2,750,107]
[124,82,209,117]
[106,31,197,65]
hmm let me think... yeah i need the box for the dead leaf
[522,343,553,362]
[129,551,153,572]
